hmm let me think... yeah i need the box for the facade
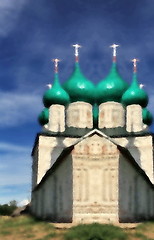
[31,44,154,223]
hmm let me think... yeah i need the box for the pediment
[73,133,119,156]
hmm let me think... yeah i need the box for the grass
[0,230,12,236]
[36,233,57,240]
[1,216,154,240]
[130,221,154,240]
[0,215,56,240]
[64,223,127,240]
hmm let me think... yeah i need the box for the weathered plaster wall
[126,104,143,132]
[114,135,154,183]
[72,134,119,223]
[31,155,73,222]
[66,101,93,128]
[32,147,39,189]
[99,102,125,128]
[31,123,154,223]
[119,153,154,222]
[32,135,78,187]
[48,105,65,132]
[34,136,57,185]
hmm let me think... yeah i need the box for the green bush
[0,201,17,216]
[64,223,128,240]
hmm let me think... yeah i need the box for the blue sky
[1,0,154,205]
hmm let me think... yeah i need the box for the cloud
[0,141,31,204]
[0,142,30,152]
[18,199,29,207]
[0,141,31,188]
[0,170,30,187]
[0,152,31,186]
[0,184,31,204]
[0,0,27,37]
[0,91,42,127]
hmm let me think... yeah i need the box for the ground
[0,215,154,240]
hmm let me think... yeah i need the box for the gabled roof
[33,129,154,192]
[67,128,117,146]
[31,127,153,156]
[33,144,74,191]
[31,128,109,156]
[117,145,154,188]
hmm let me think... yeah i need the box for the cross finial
[52,58,60,73]
[131,58,139,73]
[72,43,82,62]
[110,44,119,62]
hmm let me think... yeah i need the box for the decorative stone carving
[72,134,119,221]
[73,134,118,156]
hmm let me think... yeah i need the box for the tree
[0,200,17,216]
[9,200,17,207]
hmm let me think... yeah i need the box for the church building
[31,44,154,223]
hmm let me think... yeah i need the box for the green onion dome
[93,104,98,127]
[63,62,95,104]
[38,108,49,126]
[121,73,148,108]
[96,63,128,104]
[142,108,153,126]
[43,73,70,108]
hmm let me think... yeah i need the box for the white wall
[48,105,65,132]
[66,101,93,128]
[114,135,154,183]
[32,147,39,189]
[126,105,143,132]
[72,134,119,223]
[99,102,125,128]
[36,136,57,185]
[31,132,154,223]
[119,153,154,222]
[31,155,73,222]
[32,135,79,187]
